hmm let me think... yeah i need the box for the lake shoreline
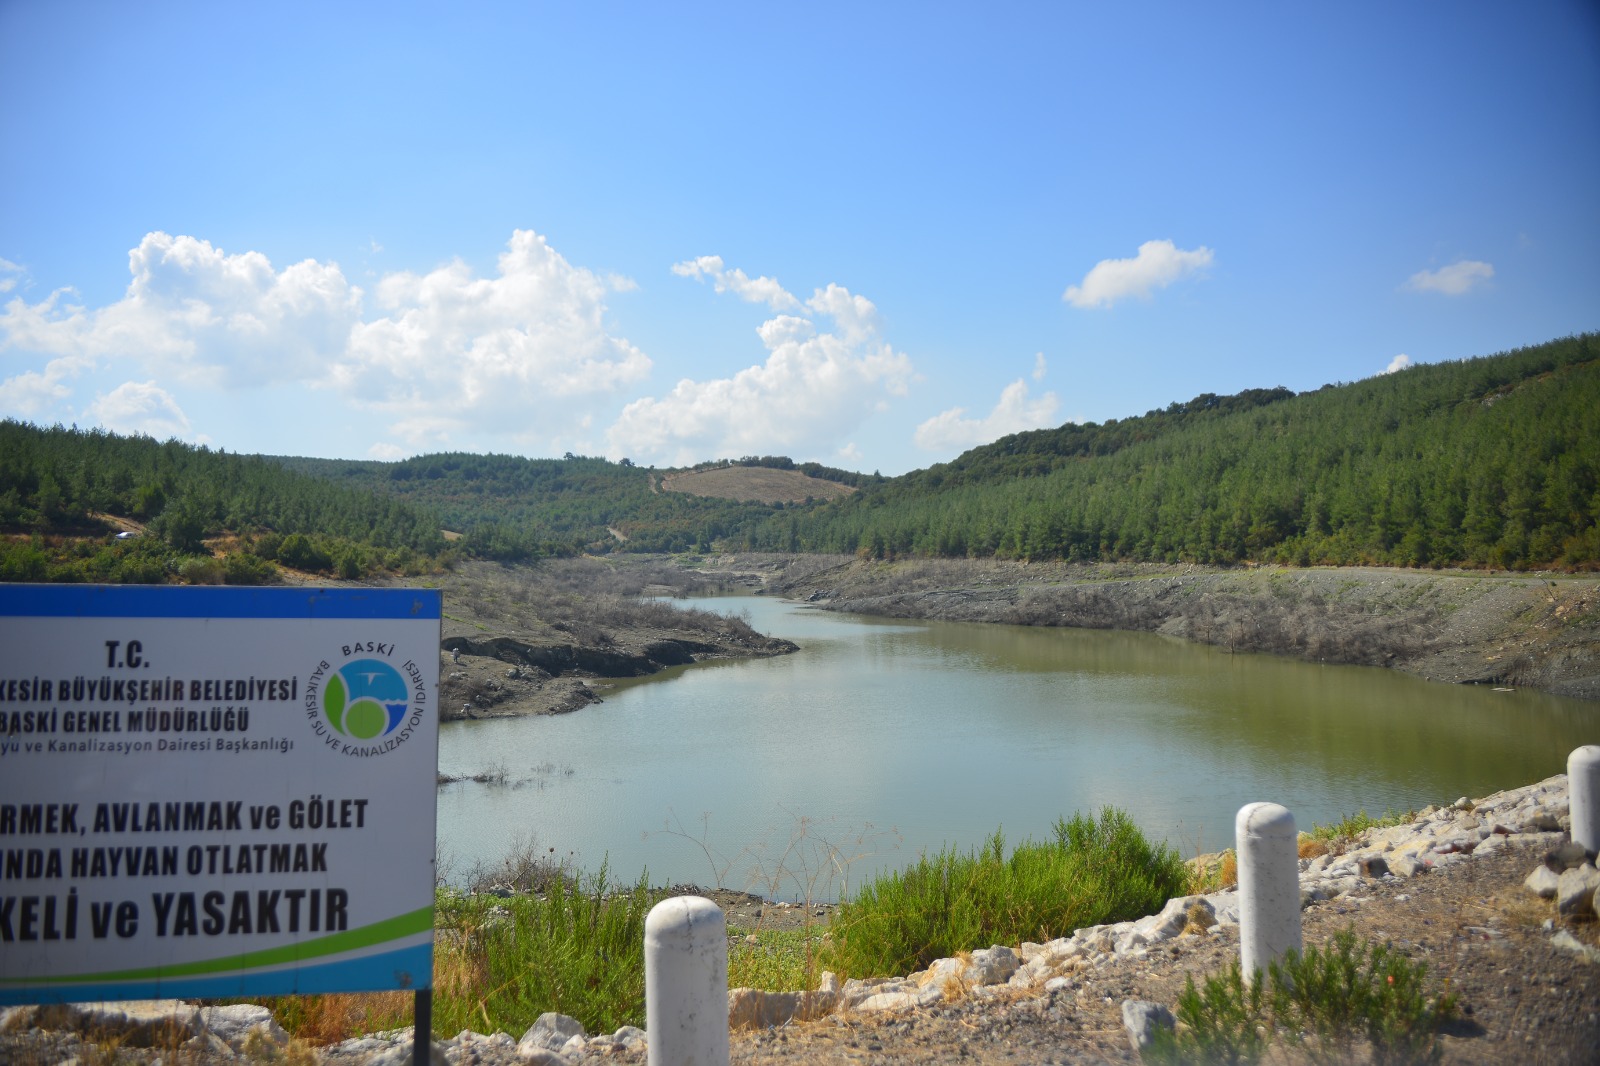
[418,555,1600,713]
[728,555,1600,702]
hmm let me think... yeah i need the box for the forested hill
[2,334,1595,581]
[266,452,853,555]
[0,423,451,582]
[739,334,1599,569]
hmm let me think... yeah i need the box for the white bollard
[1570,746,1600,856]
[645,895,729,1066]
[1236,801,1302,983]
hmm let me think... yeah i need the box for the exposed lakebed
[437,593,1594,899]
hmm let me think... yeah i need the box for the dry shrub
[1298,834,1330,859]
[1216,850,1238,889]
[1186,850,1237,893]
[265,991,413,1046]
[433,926,492,1033]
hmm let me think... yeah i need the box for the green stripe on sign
[0,907,433,986]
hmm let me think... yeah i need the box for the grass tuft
[824,807,1188,978]
[1145,927,1457,1065]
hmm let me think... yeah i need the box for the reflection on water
[437,595,1593,900]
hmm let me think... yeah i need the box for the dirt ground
[722,841,1600,1065]
[420,558,796,720]
[4,841,1594,1064]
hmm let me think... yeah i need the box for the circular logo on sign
[322,658,410,740]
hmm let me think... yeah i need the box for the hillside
[740,334,1600,570]
[660,465,857,504]
[0,422,451,583]
[2,335,1594,579]
[269,453,858,556]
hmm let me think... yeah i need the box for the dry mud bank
[400,558,797,720]
[738,556,1600,701]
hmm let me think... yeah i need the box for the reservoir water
[437,595,1594,900]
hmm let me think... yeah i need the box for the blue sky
[2,2,1597,475]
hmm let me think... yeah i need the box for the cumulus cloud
[86,381,191,439]
[608,264,912,465]
[340,229,650,444]
[0,229,650,449]
[1382,354,1413,374]
[672,255,803,312]
[0,233,363,387]
[914,378,1059,453]
[1403,259,1493,296]
[1063,239,1214,309]
[0,360,77,416]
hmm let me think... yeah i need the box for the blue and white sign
[0,585,441,1004]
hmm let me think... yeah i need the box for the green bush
[223,551,277,585]
[824,807,1188,977]
[1146,928,1457,1065]
[431,866,654,1035]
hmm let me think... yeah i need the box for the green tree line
[270,451,814,555]
[736,334,1600,569]
[0,423,453,582]
[5,334,1594,580]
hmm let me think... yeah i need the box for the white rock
[515,1050,570,1066]
[1122,999,1175,1052]
[364,1036,450,1066]
[199,1004,288,1052]
[0,1006,36,1033]
[1551,930,1600,964]
[34,1000,202,1047]
[1556,864,1600,918]
[856,981,944,1012]
[1389,854,1430,878]
[518,1012,586,1055]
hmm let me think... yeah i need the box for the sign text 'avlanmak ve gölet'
[0,585,441,1004]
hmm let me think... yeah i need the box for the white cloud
[914,378,1059,452]
[608,266,913,466]
[1403,259,1493,296]
[1382,353,1413,374]
[0,232,362,387]
[672,255,802,312]
[0,229,650,449]
[0,360,76,416]
[1063,239,1214,309]
[1032,352,1047,382]
[340,229,650,444]
[367,441,407,461]
[0,257,23,294]
[86,381,191,439]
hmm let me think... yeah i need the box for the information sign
[0,585,441,1004]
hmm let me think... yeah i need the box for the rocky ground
[6,778,1599,1065]
[417,558,795,720]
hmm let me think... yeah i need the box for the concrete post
[645,895,729,1066]
[1570,746,1600,856]
[1236,801,1301,983]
